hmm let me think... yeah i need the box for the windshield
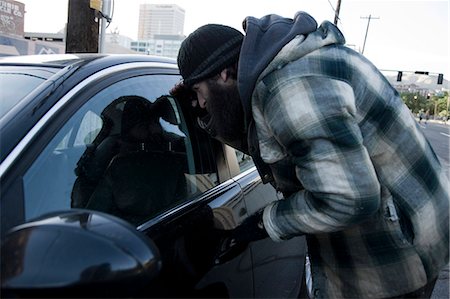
[0,66,60,119]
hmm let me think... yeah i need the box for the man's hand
[214,209,269,264]
[230,209,268,244]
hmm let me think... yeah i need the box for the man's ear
[219,68,235,85]
[219,68,229,82]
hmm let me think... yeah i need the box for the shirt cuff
[263,202,285,242]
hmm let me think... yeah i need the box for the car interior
[80,96,188,224]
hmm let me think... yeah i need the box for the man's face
[192,78,245,145]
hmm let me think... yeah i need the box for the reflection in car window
[0,66,60,119]
[22,74,219,224]
[235,150,255,173]
[74,111,103,146]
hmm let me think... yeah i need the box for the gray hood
[237,12,346,126]
[237,11,317,122]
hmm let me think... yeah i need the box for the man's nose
[197,96,207,109]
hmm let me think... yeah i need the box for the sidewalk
[416,117,449,125]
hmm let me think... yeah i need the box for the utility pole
[334,0,342,26]
[99,0,113,53]
[360,14,379,54]
[66,0,99,53]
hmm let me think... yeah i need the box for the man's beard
[197,80,246,148]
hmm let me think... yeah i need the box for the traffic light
[437,73,444,85]
[397,71,403,82]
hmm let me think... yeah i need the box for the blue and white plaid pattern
[252,27,449,298]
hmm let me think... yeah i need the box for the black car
[0,54,307,298]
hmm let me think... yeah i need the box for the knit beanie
[177,24,244,86]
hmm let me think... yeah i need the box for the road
[419,120,450,170]
[418,120,450,299]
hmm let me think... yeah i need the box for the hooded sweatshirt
[237,12,449,299]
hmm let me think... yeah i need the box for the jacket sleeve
[254,76,381,241]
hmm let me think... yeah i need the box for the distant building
[106,28,133,49]
[0,0,66,56]
[24,30,137,55]
[135,4,185,59]
[104,31,137,54]
[1,1,188,57]
[1,29,139,57]
[394,83,431,96]
[138,4,185,40]
[0,0,24,37]
[25,31,65,43]
[131,34,183,59]
[0,33,65,56]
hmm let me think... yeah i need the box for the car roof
[0,53,177,68]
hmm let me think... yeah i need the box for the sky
[19,0,449,79]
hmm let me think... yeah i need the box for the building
[134,4,185,59]
[0,0,24,37]
[104,30,137,54]
[1,1,186,58]
[0,0,137,57]
[0,0,67,56]
[23,30,137,55]
[131,34,183,59]
[138,4,185,40]
[106,28,134,50]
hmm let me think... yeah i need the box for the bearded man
[172,11,449,299]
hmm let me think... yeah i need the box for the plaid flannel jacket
[252,23,449,298]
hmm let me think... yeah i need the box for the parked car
[0,54,307,298]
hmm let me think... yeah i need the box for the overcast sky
[19,0,449,79]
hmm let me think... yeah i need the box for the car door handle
[214,237,248,265]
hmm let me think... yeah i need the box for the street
[419,120,450,299]
[419,120,450,168]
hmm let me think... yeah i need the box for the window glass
[0,66,60,118]
[22,74,219,225]
[74,111,103,146]
[235,150,255,173]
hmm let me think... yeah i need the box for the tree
[436,91,449,118]
[66,0,99,53]
[400,92,427,114]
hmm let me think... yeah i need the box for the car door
[0,63,255,297]
[135,87,254,297]
[232,149,308,298]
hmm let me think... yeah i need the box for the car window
[22,74,219,225]
[0,66,60,119]
[74,111,103,146]
[235,150,255,173]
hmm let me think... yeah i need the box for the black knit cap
[177,24,244,86]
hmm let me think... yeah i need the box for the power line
[326,0,342,25]
[334,0,342,26]
[360,14,380,54]
[326,0,336,15]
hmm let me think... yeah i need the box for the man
[173,11,449,299]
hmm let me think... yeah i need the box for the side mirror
[1,210,161,298]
